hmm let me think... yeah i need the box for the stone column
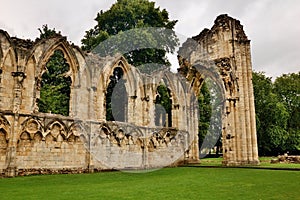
[245,42,259,164]
[11,72,25,113]
[5,115,18,177]
[5,72,26,176]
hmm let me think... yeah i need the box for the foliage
[38,24,60,39]
[38,50,71,116]
[273,72,300,154]
[81,0,178,74]
[0,168,299,200]
[37,25,71,116]
[198,79,224,157]
[252,71,300,155]
[273,72,300,114]
[155,84,172,127]
[198,82,212,149]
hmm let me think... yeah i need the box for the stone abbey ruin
[0,14,259,177]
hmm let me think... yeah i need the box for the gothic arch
[0,48,17,110]
[28,37,82,116]
[154,82,172,127]
[0,115,10,142]
[19,117,44,141]
[102,56,138,97]
[162,73,179,105]
[36,45,75,82]
[2,48,17,71]
[67,122,88,143]
[105,66,128,122]
[21,55,37,113]
[94,55,140,121]
[33,38,79,83]
[44,120,68,141]
[0,30,14,68]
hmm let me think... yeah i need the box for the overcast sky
[0,0,299,78]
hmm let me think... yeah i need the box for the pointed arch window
[106,67,128,122]
[38,50,71,116]
[155,84,172,127]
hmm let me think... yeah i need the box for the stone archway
[105,66,128,122]
[178,14,259,166]
[38,49,72,116]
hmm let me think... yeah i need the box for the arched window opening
[106,67,128,122]
[38,50,71,116]
[198,80,222,157]
[155,84,172,127]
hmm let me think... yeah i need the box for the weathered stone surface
[178,15,260,166]
[0,14,259,177]
[274,155,300,164]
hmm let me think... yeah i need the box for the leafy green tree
[198,80,223,157]
[37,26,71,116]
[38,50,71,116]
[252,71,296,155]
[273,73,299,113]
[253,71,273,155]
[81,0,178,73]
[38,24,59,39]
[273,72,300,154]
[198,82,212,151]
[273,73,300,129]
[263,94,289,154]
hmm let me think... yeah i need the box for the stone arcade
[0,15,259,177]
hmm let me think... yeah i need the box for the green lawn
[0,167,299,200]
[199,157,300,168]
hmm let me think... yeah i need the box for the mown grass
[199,157,300,168]
[0,167,299,200]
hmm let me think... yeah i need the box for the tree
[273,73,300,129]
[81,0,178,74]
[198,82,212,151]
[253,72,273,155]
[252,71,298,155]
[38,24,59,40]
[37,25,71,116]
[273,72,300,154]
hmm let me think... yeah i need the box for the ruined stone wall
[0,14,259,177]
[178,14,259,165]
[0,112,190,176]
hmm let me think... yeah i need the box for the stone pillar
[127,96,136,124]
[5,114,19,177]
[172,104,180,128]
[0,68,4,108]
[188,96,199,163]
[5,72,26,176]
[178,15,260,166]
[87,122,94,173]
[11,72,25,113]
[245,42,259,164]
